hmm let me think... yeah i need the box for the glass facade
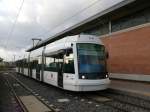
[83,22,109,36]
[112,7,150,32]
[82,7,150,36]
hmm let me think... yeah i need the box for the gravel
[13,73,119,112]
[0,73,26,112]
[7,71,150,112]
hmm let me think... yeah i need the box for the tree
[0,57,3,62]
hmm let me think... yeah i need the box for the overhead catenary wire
[3,0,24,61]
[4,0,101,61]
[4,0,25,49]
[41,0,101,36]
[23,0,102,43]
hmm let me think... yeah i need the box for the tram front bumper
[64,78,110,91]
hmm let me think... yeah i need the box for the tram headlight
[106,75,108,78]
[82,75,85,79]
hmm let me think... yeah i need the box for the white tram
[16,35,110,91]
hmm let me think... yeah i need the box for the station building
[27,0,150,82]
[81,0,150,81]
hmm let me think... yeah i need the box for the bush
[0,65,6,71]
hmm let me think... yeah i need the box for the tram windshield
[77,43,107,79]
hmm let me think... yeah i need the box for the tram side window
[37,56,42,70]
[31,60,38,69]
[45,57,57,71]
[63,49,75,74]
[24,60,28,68]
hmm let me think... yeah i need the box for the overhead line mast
[31,38,42,47]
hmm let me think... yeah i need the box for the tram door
[21,63,24,74]
[57,53,64,88]
[36,64,40,81]
[29,62,32,77]
[57,62,63,88]
[18,62,21,73]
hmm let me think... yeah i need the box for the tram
[16,35,110,91]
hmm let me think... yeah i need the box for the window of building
[112,7,150,32]
[83,22,109,36]
[82,7,150,36]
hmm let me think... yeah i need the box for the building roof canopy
[26,0,149,52]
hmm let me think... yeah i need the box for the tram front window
[77,43,107,79]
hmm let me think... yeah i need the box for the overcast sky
[0,0,125,61]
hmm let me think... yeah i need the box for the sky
[0,0,125,61]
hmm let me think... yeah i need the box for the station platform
[110,73,150,82]
[109,78,150,100]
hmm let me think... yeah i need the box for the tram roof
[26,0,146,52]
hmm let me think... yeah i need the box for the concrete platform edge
[110,73,150,82]
[108,88,150,101]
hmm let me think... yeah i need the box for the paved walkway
[109,79,150,97]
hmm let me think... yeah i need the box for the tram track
[99,90,150,110]
[85,90,150,112]
[4,75,28,112]
[4,73,57,112]
[12,75,58,112]
[11,72,122,112]
[86,96,128,112]
[7,71,150,112]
